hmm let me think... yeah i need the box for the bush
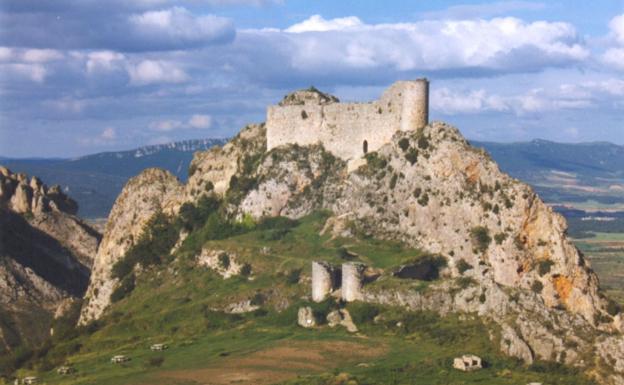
[364,152,387,170]
[398,138,410,152]
[607,298,621,316]
[470,226,491,253]
[285,269,301,285]
[347,302,380,324]
[240,263,252,276]
[537,260,555,276]
[417,135,429,149]
[218,253,230,269]
[110,274,135,303]
[405,148,418,165]
[146,356,165,367]
[494,232,507,245]
[389,174,398,189]
[394,255,447,281]
[531,280,544,294]
[457,259,472,274]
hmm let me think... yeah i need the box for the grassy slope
[11,213,597,385]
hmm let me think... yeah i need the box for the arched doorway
[363,140,368,154]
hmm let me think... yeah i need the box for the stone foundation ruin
[310,261,366,303]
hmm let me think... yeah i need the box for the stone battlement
[266,79,429,160]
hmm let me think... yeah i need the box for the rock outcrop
[0,167,100,352]
[79,168,182,324]
[76,92,624,383]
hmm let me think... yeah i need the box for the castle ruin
[266,79,429,161]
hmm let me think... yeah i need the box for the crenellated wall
[266,79,429,160]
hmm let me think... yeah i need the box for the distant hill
[472,139,624,207]
[1,139,226,219]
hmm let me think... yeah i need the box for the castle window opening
[301,110,308,119]
[363,140,368,154]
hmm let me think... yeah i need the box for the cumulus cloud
[0,3,235,52]
[255,15,589,79]
[188,114,212,129]
[86,51,126,73]
[128,7,235,50]
[127,60,188,85]
[149,114,213,131]
[285,15,363,33]
[602,14,624,71]
[100,127,117,140]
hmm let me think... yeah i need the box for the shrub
[417,193,429,206]
[457,277,476,289]
[537,260,555,276]
[389,174,398,189]
[405,148,418,165]
[494,232,507,245]
[413,187,422,198]
[417,135,429,149]
[240,263,252,276]
[398,138,410,152]
[285,268,302,285]
[531,280,544,294]
[394,254,447,281]
[607,298,621,316]
[347,302,380,324]
[470,226,491,253]
[457,259,472,274]
[146,356,165,368]
[110,274,135,302]
[364,152,387,169]
[218,253,230,269]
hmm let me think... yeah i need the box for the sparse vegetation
[470,226,492,253]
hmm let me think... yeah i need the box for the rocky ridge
[0,166,100,352]
[81,114,624,383]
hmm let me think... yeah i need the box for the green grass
[6,212,599,385]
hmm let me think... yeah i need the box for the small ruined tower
[401,78,429,132]
[312,261,334,302]
[341,262,366,302]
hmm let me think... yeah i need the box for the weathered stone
[453,354,482,371]
[312,261,334,302]
[342,262,366,302]
[326,309,358,333]
[297,307,316,328]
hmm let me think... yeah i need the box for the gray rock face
[0,167,100,352]
[79,168,183,324]
[327,309,358,333]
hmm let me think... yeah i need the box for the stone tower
[311,261,334,302]
[400,78,429,132]
[341,262,366,302]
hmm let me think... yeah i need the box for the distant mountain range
[2,137,623,219]
[471,139,624,208]
[1,139,226,218]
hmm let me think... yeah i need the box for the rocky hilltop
[0,167,100,353]
[81,97,624,383]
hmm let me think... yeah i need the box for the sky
[0,0,623,158]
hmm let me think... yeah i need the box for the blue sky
[0,0,623,157]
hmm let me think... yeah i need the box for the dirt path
[159,339,386,385]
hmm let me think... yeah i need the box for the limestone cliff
[78,107,624,383]
[79,168,183,324]
[0,166,100,352]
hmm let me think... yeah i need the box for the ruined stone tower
[341,262,366,302]
[311,261,335,302]
[266,79,429,161]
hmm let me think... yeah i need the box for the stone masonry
[266,79,429,161]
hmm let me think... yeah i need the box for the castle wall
[266,79,429,161]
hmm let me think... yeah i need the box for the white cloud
[149,119,184,131]
[127,60,188,85]
[100,127,117,140]
[188,114,212,129]
[129,7,234,48]
[149,114,213,131]
[602,48,624,70]
[268,16,589,74]
[21,49,63,63]
[46,97,88,113]
[421,1,546,20]
[3,63,47,82]
[286,15,363,33]
[86,51,125,73]
[0,47,13,62]
[609,14,624,45]
[432,88,508,114]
